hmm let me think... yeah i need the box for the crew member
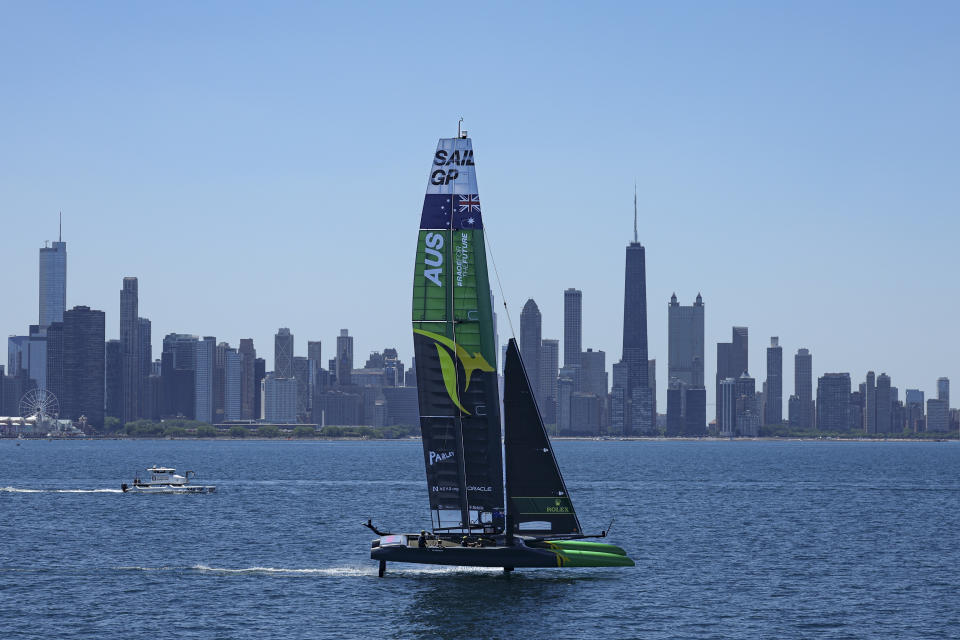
[418,530,427,548]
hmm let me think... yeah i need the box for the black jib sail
[503,338,582,536]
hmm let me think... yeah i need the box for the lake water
[1,439,958,639]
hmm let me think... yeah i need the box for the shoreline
[4,435,956,443]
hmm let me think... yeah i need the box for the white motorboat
[121,466,216,494]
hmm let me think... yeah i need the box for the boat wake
[114,564,501,577]
[0,487,122,493]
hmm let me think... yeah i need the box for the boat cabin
[146,467,188,485]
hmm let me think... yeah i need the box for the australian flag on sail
[419,193,484,230]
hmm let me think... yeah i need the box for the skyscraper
[104,339,122,421]
[734,373,759,436]
[817,373,852,431]
[27,325,47,390]
[293,355,313,421]
[264,375,297,423]
[539,338,559,424]
[764,337,782,425]
[39,232,67,329]
[308,341,323,377]
[667,293,705,388]
[120,277,139,424]
[791,348,813,429]
[160,333,198,419]
[61,306,105,428]
[864,371,876,433]
[719,378,736,437]
[275,328,294,379]
[875,373,892,433]
[732,327,748,379]
[224,346,241,421]
[214,341,229,423]
[667,293,704,435]
[138,317,151,418]
[563,288,582,369]
[194,336,216,423]
[336,329,353,386]
[581,349,608,397]
[7,335,30,378]
[621,190,651,434]
[44,321,64,405]
[520,299,542,405]
[238,339,257,420]
[937,377,949,407]
[254,357,266,418]
[926,397,949,432]
[716,326,748,431]
[648,358,657,423]
[904,389,924,432]
[685,387,707,436]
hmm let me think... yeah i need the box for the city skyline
[3,223,958,417]
[2,3,958,412]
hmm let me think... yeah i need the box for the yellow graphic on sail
[414,328,495,416]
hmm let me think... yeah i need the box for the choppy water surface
[1,439,958,639]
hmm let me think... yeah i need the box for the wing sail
[413,136,503,533]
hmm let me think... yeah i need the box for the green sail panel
[413,137,503,533]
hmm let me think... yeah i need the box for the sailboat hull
[370,535,635,569]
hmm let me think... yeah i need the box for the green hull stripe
[550,549,635,568]
[542,540,627,556]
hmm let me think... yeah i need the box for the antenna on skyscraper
[59,210,62,242]
[633,183,638,243]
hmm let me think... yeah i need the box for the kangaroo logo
[414,328,494,415]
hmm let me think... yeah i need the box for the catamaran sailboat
[367,130,633,575]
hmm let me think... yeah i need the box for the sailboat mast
[448,187,471,533]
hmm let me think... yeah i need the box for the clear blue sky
[2,1,957,411]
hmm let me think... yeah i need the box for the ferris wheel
[19,389,60,425]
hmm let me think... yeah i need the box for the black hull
[369,533,634,571]
[371,538,558,569]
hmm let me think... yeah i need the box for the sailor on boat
[366,129,633,576]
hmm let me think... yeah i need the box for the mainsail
[504,338,582,535]
[412,135,502,533]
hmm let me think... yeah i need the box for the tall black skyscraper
[104,339,122,420]
[876,372,892,433]
[138,317,151,418]
[120,277,139,424]
[864,370,876,433]
[790,348,814,429]
[732,327,748,378]
[336,329,353,387]
[239,338,257,420]
[621,190,652,434]
[563,288,582,369]
[520,299,542,405]
[62,306,105,428]
[764,337,782,425]
[45,321,64,406]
